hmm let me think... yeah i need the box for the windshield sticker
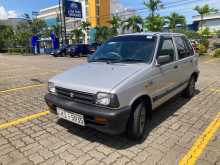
[108,42,117,45]
[146,36,153,39]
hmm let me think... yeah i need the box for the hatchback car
[45,33,199,139]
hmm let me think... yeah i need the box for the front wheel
[127,102,147,140]
[182,76,196,98]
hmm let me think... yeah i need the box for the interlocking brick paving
[0,54,219,165]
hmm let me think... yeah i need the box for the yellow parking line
[179,112,220,165]
[0,111,50,129]
[0,84,46,94]
[210,88,220,93]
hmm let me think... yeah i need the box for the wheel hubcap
[189,79,195,96]
[139,107,146,133]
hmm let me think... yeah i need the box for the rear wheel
[182,76,196,98]
[127,101,147,140]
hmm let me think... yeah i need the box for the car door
[152,36,180,108]
[174,36,195,83]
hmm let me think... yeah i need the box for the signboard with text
[65,1,82,18]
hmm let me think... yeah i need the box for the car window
[184,37,194,56]
[174,36,192,59]
[157,38,175,64]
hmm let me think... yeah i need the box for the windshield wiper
[91,58,121,63]
[121,59,145,63]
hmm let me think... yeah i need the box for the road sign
[65,1,82,18]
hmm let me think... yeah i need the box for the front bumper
[45,93,131,135]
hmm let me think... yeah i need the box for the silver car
[45,32,199,140]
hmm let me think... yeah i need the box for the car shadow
[57,90,200,150]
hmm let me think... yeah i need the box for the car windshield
[90,35,157,63]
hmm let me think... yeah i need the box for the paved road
[0,54,219,165]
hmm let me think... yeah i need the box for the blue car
[68,44,90,57]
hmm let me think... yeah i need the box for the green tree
[71,28,84,43]
[144,0,163,17]
[94,26,111,43]
[165,12,186,32]
[108,15,121,36]
[0,25,14,50]
[15,21,32,50]
[122,15,143,33]
[51,24,61,38]
[194,4,218,29]
[31,18,47,35]
[80,21,91,32]
[144,15,164,32]
[144,0,164,32]
[80,21,91,43]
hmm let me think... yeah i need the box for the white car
[45,32,199,140]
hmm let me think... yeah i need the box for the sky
[0,0,220,23]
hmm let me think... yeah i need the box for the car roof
[117,32,186,37]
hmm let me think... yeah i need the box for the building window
[96,6,100,17]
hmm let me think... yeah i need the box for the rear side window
[184,38,194,56]
[174,36,193,59]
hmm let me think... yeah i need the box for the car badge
[70,92,75,98]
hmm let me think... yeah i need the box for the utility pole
[58,0,64,45]
[62,0,67,45]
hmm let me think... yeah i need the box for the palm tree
[94,26,111,43]
[80,21,91,31]
[108,15,121,36]
[80,21,91,43]
[194,4,218,29]
[122,16,143,33]
[51,24,61,38]
[144,0,163,17]
[165,12,186,32]
[71,29,84,43]
[144,15,164,32]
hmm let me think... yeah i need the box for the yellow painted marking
[210,88,220,93]
[0,111,50,129]
[179,112,220,165]
[0,84,46,94]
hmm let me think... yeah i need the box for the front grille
[56,87,95,104]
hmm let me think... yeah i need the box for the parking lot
[0,54,219,165]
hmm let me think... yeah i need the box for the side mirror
[156,55,171,66]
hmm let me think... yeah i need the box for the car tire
[182,76,196,99]
[127,101,147,140]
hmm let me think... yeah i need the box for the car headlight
[96,92,119,108]
[48,82,56,93]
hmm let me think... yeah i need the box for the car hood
[50,62,148,94]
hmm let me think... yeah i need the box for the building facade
[193,12,220,32]
[37,0,87,32]
[0,18,27,31]
[86,0,110,27]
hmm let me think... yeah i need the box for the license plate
[57,108,85,126]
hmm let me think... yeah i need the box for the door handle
[174,65,178,69]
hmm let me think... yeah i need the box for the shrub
[8,48,26,54]
[211,48,220,58]
[197,44,206,56]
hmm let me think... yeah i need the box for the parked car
[45,32,199,140]
[50,45,73,57]
[68,44,90,57]
[88,43,102,54]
